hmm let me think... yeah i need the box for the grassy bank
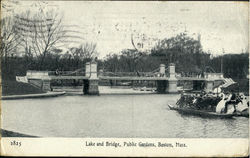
[1,129,38,137]
[1,80,45,96]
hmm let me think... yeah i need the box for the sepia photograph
[0,0,249,156]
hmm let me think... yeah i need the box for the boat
[234,111,249,118]
[168,104,235,119]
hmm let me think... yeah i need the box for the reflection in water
[201,119,208,136]
[2,94,249,138]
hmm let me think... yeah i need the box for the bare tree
[79,42,98,60]
[15,10,66,69]
[68,42,98,61]
[0,16,22,65]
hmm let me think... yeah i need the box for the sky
[2,1,249,58]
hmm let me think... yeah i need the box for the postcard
[1,0,249,156]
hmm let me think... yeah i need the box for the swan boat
[168,104,235,119]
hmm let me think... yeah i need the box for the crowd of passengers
[177,91,249,114]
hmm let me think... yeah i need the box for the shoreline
[1,129,38,137]
[2,91,66,100]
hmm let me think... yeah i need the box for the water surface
[2,94,248,138]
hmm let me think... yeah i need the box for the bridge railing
[99,71,168,78]
[27,70,49,76]
[178,72,205,78]
[205,73,224,79]
[48,71,85,76]
[177,72,223,79]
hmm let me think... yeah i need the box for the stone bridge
[22,62,225,95]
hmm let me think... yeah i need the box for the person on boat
[176,94,185,108]
[177,94,196,109]
[55,69,59,76]
[241,96,249,116]
[185,94,195,108]
[235,94,249,113]
[213,86,222,94]
[207,95,221,112]
[194,92,203,109]
[194,92,213,111]
[192,96,198,104]
[216,93,226,113]
[242,96,249,107]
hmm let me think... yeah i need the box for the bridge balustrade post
[159,64,165,77]
[42,78,51,92]
[169,63,176,79]
[41,72,52,92]
[26,71,52,92]
[166,63,178,93]
[85,62,91,77]
[83,61,99,95]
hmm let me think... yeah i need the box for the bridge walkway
[47,75,224,81]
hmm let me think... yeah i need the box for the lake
[1,90,249,138]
